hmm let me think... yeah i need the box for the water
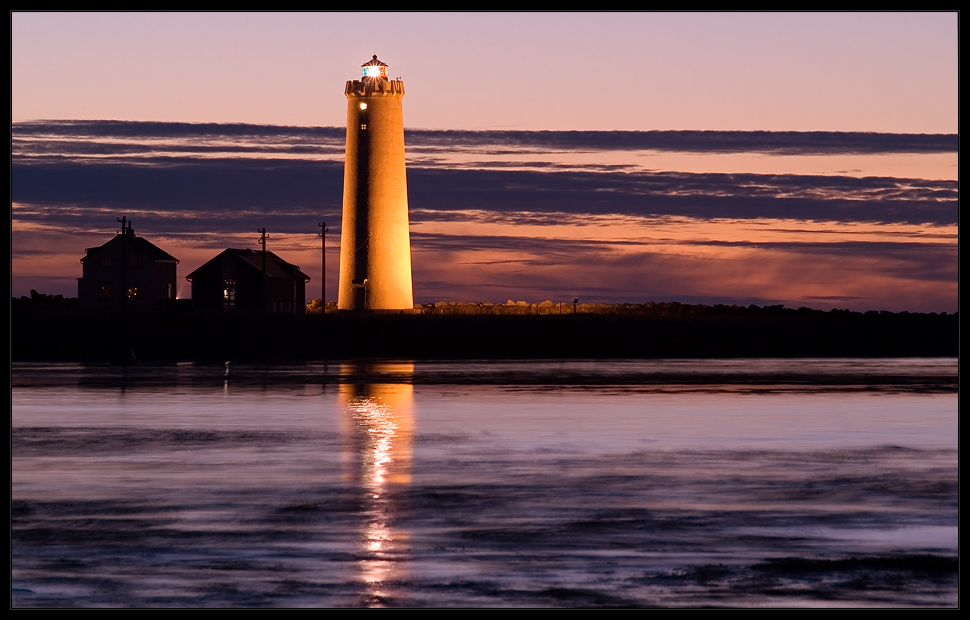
[12,359,957,607]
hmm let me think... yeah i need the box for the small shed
[186,249,310,314]
[77,223,179,311]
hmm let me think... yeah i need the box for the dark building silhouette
[78,222,179,311]
[186,249,310,314]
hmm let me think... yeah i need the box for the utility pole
[259,228,268,318]
[318,221,328,311]
[117,216,130,314]
[115,216,135,365]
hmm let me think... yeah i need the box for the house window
[99,283,112,298]
[223,279,236,308]
[168,283,174,299]
[127,285,138,298]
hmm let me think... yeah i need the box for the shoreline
[12,310,958,362]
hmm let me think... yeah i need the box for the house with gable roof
[77,220,179,311]
[186,248,310,314]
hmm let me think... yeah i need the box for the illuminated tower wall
[337,56,414,311]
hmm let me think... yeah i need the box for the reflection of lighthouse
[337,55,414,311]
[338,362,415,597]
[338,364,414,487]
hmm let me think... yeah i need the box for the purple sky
[13,12,956,132]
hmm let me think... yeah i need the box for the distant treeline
[11,290,78,314]
[18,294,955,321]
[402,300,948,319]
[12,304,957,361]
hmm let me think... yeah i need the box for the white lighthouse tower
[337,55,414,311]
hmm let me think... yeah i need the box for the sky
[11,12,958,312]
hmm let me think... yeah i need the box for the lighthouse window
[360,123,367,130]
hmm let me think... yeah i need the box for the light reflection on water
[339,363,414,600]
[12,359,957,607]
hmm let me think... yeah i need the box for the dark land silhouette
[12,296,957,362]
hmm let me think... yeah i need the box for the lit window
[99,284,112,298]
[359,102,367,110]
[127,285,138,298]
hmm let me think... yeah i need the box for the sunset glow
[11,13,957,312]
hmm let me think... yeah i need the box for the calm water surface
[12,359,957,607]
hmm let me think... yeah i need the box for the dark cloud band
[14,120,957,155]
[13,157,956,231]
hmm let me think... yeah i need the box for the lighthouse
[337,55,414,311]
